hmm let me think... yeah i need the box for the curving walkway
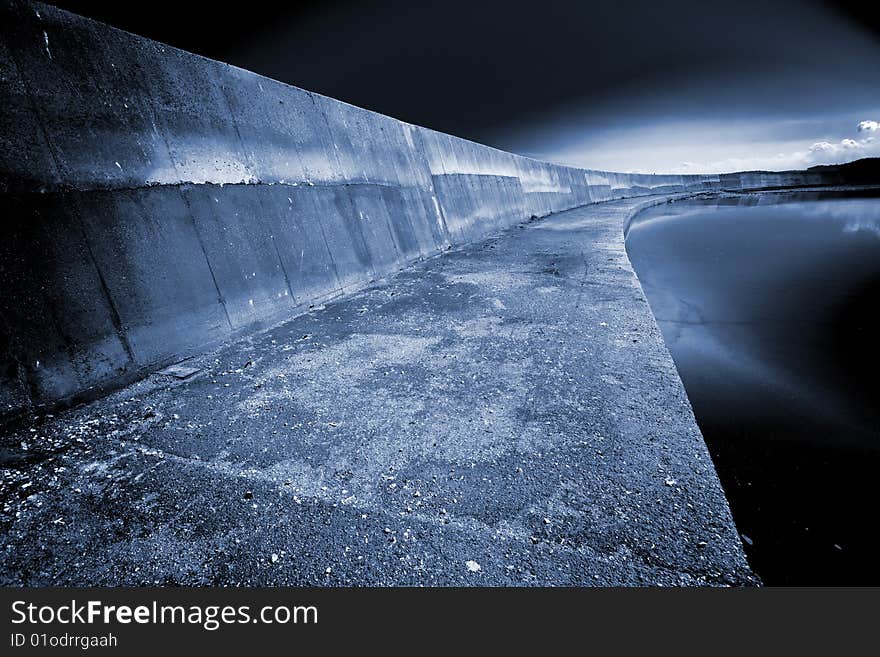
[0,195,754,585]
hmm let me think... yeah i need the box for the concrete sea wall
[0,0,835,418]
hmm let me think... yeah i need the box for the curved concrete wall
[0,0,836,418]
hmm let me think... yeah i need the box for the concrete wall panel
[305,186,378,291]
[73,187,230,367]
[0,193,133,404]
[181,184,295,329]
[1,2,175,190]
[0,34,61,193]
[257,186,342,305]
[220,68,329,185]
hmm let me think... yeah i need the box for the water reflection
[626,189,880,584]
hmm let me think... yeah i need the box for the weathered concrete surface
[0,196,754,586]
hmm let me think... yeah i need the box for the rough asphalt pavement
[0,196,755,586]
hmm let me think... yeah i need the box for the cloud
[809,132,872,156]
[809,141,837,153]
[670,121,880,173]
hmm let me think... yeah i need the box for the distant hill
[806,157,880,184]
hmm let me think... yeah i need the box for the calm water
[626,189,880,585]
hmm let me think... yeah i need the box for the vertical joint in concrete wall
[407,126,453,244]
[73,213,136,366]
[179,187,235,331]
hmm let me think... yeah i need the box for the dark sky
[49,0,880,172]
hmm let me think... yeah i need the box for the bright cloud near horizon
[509,114,880,175]
[671,120,880,175]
